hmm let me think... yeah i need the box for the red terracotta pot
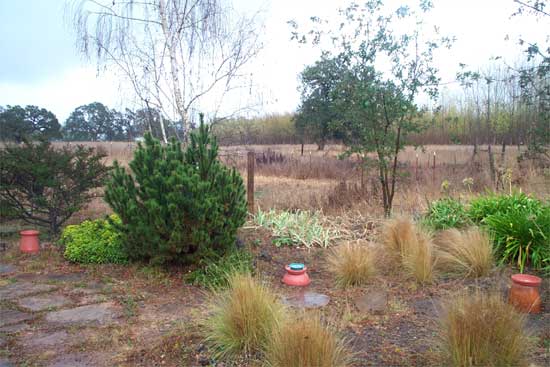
[508,274,542,314]
[282,264,311,286]
[20,230,40,254]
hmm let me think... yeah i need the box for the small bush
[61,215,127,264]
[424,198,470,230]
[328,241,375,288]
[255,208,337,248]
[381,218,436,284]
[468,193,550,272]
[265,313,351,367]
[435,227,493,278]
[204,273,284,359]
[440,292,528,367]
[186,249,254,288]
[467,192,541,224]
[105,119,247,265]
[0,139,109,235]
[484,205,550,272]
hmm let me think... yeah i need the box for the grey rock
[354,290,388,314]
[0,309,34,327]
[47,352,109,367]
[0,282,57,300]
[0,358,13,367]
[0,323,30,334]
[0,264,16,274]
[27,330,70,348]
[45,302,119,325]
[18,294,72,312]
[282,291,330,309]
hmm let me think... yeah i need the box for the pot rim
[20,230,40,236]
[511,274,542,287]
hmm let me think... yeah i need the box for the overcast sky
[0,0,546,122]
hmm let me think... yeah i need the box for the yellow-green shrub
[61,215,128,264]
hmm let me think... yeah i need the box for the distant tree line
[0,102,186,142]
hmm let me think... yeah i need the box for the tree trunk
[158,0,187,143]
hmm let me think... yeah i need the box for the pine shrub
[104,118,247,264]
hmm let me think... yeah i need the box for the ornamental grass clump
[204,273,284,359]
[265,313,352,367]
[381,217,436,284]
[440,292,528,367]
[435,227,494,278]
[328,241,376,288]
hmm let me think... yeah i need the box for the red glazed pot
[282,264,311,286]
[20,230,40,254]
[508,274,542,314]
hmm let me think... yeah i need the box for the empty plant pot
[282,263,311,286]
[508,274,542,314]
[20,230,40,254]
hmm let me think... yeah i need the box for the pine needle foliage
[105,117,247,264]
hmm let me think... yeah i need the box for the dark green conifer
[105,115,246,264]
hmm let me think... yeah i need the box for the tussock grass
[204,273,284,359]
[265,313,352,367]
[435,227,494,278]
[440,292,528,367]
[381,217,435,284]
[328,241,376,288]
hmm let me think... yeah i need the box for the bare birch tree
[70,0,262,142]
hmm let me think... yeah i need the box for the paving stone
[18,294,72,312]
[45,302,119,325]
[0,336,6,347]
[0,358,13,367]
[0,264,17,275]
[26,330,70,348]
[0,309,34,327]
[43,273,86,282]
[77,294,108,306]
[0,323,30,334]
[46,352,109,367]
[282,291,330,309]
[354,290,388,314]
[0,282,57,300]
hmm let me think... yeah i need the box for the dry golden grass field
[59,142,549,223]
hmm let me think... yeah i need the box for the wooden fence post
[432,151,436,184]
[247,151,255,214]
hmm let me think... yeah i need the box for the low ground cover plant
[60,215,127,264]
[434,227,494,278]
[328,241,376,288]
[105,119,247,265]
[186,249,253,288]
[204,273,284,359]
[424,193,549,272]
[424,197,471,230]
[440,292,528,367]
[381,218,435,284]
[254,208,337,248]
[265,313,351,367]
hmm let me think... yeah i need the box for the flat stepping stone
[0,323,30,334]
[46,352,110,367]
[18,294,72,312]
[354,290,388,314]
[0,282,57,300]
[282,291,330,308]
[26,330,70,348]
[45,302,119,325]
[0,309,34,327]
[0,264,17,275]
[0,358,13,367]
